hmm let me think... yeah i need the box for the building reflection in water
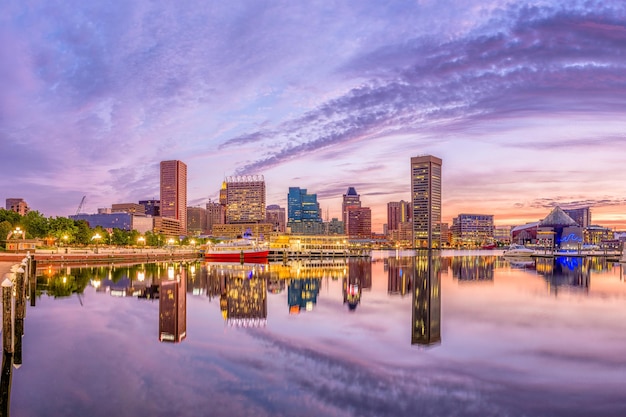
[213,263,268,327]
[535,256,590,295]
[386,256,413,296]
[343,259,372,311]
[412,252,441,346]
[288,278,320,314]
[450,256,495,282]
[159,265,187,343]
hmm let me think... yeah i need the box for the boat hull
[205,250,269,261]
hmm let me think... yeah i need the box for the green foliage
[0,208,20,226]
[145,231,165,247]
[21,210,50,238]
[48,216,79,243]
[0,220,12,242]
[74,220,92,245]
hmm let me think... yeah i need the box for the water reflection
[449,255,496,282]
[159,267,187,343]
[411,253,441,346]
[536,256,590,294]
[386,256,413,296]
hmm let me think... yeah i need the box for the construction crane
[76,195,86,215]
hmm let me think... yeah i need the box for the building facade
[139,199,160,217]
[186,207,208,235]
[6,198,29,216]
[345,207,372,239]
[450,213,494,247]
[342,187,361,226]
[225,175,266,224]
[266,204,286,233]
[563,207,591,228]
[111,203,145,214]
[160,160,187,234]
[206,201,224,234]
[411,155,442,249]
[287,187,322,234]
[387,201,411,232]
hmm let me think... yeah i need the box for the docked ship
[204,237,269,262]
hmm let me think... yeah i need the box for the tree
[48,216,79,244]
[74,220,92,245]
[21,211,50,239]
[0,209,20,226]
[0,220,12,244]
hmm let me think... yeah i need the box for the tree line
[0,209,199,247]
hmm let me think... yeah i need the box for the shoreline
[0,248,202,271]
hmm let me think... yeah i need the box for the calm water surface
[7,251,626,417]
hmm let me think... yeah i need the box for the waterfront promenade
[0,247,201,275]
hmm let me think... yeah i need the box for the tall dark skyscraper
[160,160,187,234]
[159,268,187,343]
[411,253,441,346]
[411,155,442,249]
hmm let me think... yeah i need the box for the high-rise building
[563,207,591,228]
[387,201,411,232]
[139,199,160,216]
[159,267,187,343]
[6,198,29,216]
[160,160,187,234]
[266,204,286,233]
[287,187,322,234]
[345,207,372,239]
[206,200,224,233]
[411,155,442,249]
[225,175,266,224]
[342,187,361,226]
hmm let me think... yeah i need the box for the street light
[92,233,102,253]
[137,236,145,253]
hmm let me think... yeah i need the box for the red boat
[204,238,269,261]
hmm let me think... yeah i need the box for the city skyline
[2,1,626,230]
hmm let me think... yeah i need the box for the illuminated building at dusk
[345,207,372,239]
[342,187,361,226]
[450,213,494,247]
[266,204,286,233]
[225,175,266,224]
[160,160,188,234]
[287,187,323,234]
[411,155,442,249]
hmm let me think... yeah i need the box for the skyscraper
[411,155,442,249]
[225,175,266,224]
[387,200,411,231]
[342,187,361,226]
[287,187,322,234]
[160,160,187,234]
[345,207,372,239]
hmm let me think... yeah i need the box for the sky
[2,0,626,232]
